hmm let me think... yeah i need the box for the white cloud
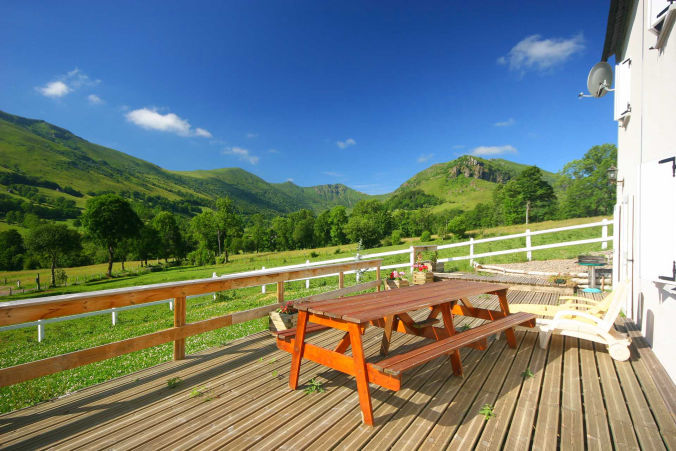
[125,107,211,138]
[36,68,100,98]
[268,148,280,154]
[452,144,465,149]
[417,153,434,163]
[194,128,212,138]
[246,132,258,138]
[336,138,356,149]
[88,94,103,104]
[222,146,259,165]
[286,178,294,182]
[470,145,517,156]
[498,33,584,72]
[494,118,515,127]
[36,81,70,98]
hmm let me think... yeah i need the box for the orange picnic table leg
[333,332,351,354]
[497,289,517,348]
[349,322,374,426]
[440,302,463,376]
[289,310,308,390]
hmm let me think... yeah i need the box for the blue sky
[0,1,616,194]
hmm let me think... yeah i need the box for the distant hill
[393,155,558,212]
[0,110,369,216]
[0,110,565,222]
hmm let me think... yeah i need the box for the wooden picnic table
[275,279,535,426]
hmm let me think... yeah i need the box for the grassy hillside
[395,155,558,211]
[0,111,369,216]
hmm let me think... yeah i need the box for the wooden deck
[1,290,675,450]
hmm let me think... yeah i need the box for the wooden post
[277,281,285,303]
[376,266,381,292]
[173,296,186,360]
[339,272,344,289]
[526,229,532,261]
[601,218,608,250]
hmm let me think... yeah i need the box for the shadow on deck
[1,290,675,450]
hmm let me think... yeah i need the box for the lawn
[0,215,612,412]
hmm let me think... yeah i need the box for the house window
[614,58,631,121]
[649,0,676,49]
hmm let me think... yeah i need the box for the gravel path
[482,251,612,275]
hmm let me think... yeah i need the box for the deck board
[1,290,675,450]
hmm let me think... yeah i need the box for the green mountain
[393,155,558,212]
[0,110,563,222]
[0,110,369,216]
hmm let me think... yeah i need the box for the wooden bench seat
[273,323,329,341]
[372,312,536,376]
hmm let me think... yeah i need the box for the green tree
[134,224,161,266]
[271,216,292,250]
[314,210,332,247]
[344,200,393,248]
[214,197,242,262]
[191,210,219,253]
[26,224,81,286]
[152,211,184,263]
[329,206,348,245]
[0,229,25,271]
[558,144,617,218]
[290,209,316,249]
[502,166,557,225]
[249,214,268,252]
[82,194,142,277]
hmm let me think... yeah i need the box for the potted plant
[412,263,434,284]
[421,250,444,272]
[269,301,298,332]
[549,273,574,287]
[384,270,409,289]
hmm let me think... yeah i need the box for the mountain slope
[0,111,369,215]
[394,155,558,211]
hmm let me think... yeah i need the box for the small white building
[601,0,676,381]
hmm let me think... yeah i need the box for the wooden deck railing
[0,259,382,387]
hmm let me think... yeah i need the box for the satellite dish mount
[578,62,614,98]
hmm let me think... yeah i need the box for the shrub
[334,248,341,254]
[420,230,432,242]
[309,251,319,258]
[381,237,392,247]
[391,230,402,245]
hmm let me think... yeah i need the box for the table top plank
[295,280,508,324]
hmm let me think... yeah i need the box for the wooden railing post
[376,266,381,292]
[173,296,186,360]
[339,272,344,289]
[277,281,285,303]
[601,218,608,250]
[526,229,532,261]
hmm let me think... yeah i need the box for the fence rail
[0,260,382,387]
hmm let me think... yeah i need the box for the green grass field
[0,215,612,412]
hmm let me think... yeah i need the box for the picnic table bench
[275,280,536,426]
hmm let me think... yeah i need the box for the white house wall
[614,0,676,382]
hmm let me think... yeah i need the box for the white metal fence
[0,218,612,341]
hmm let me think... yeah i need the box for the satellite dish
[585,62,614,98]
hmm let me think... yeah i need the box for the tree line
[0,144,616,282]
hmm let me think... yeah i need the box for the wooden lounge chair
[510,281,631,361]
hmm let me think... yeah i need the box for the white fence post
[526,229,532,261]
[469,238,475,266]
[356,253,361,282]
[601,218,608,250]
[409,246,415,273]
[169,300,173,311]
[111,307,118,326]
[212,272,218,300]
[305,260,310,289]
[37,320,44,342]
[261,266,266,293]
